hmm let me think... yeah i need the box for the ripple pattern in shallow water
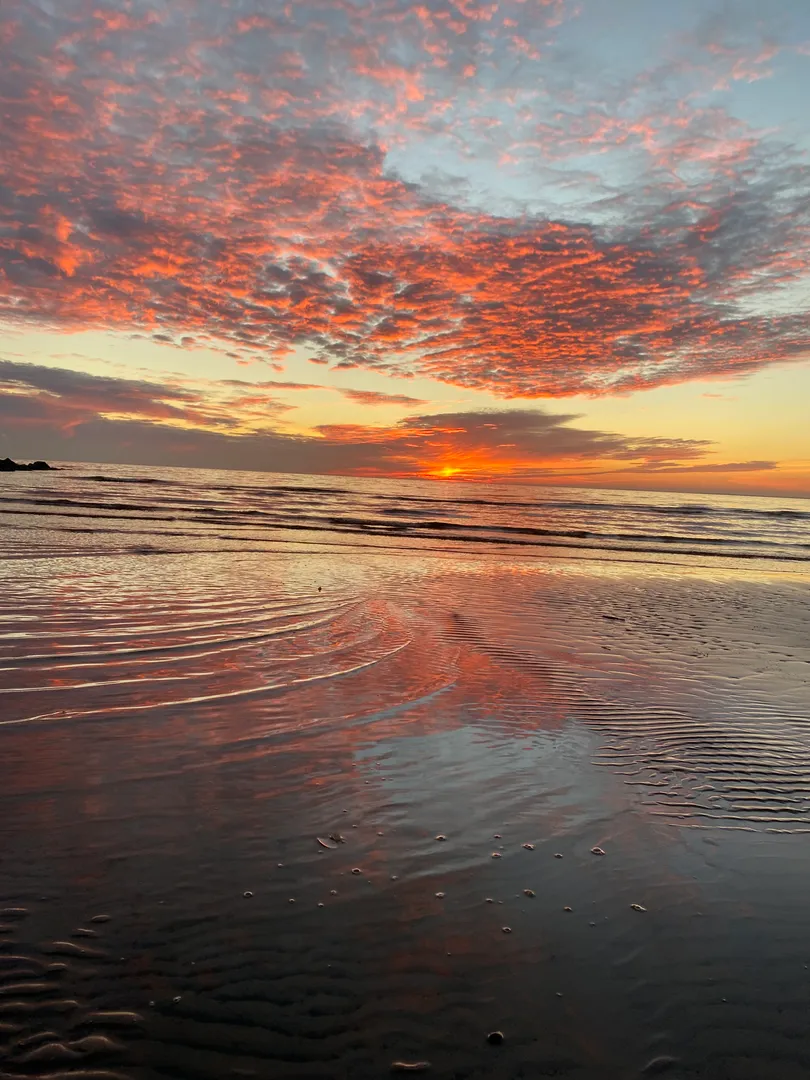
[0,580,420,730]
[2,555,810,1079]
[589,707,810,831]
[434,571,810,833]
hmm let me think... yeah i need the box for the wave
[364,491,810,521]
[82,474,173,485]
[14,478,810,523]
[3,468,809,567]
[3,515,809,564]
[3,493,807,555]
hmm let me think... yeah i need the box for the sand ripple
[0,917,136,1080]
[1,554,809,1078]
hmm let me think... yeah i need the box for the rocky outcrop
[0,457,52,471]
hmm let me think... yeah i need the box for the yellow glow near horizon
[1,326,808,498]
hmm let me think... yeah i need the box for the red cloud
[1,1,809,399]
[338,388,427,406]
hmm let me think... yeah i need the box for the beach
[2,465,810,1079]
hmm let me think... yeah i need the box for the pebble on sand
[491,852,502,859]
[485,898,494,903]
[522,843,535,850]
[564,906,573,912]
[172,996,181,1004]
[435,834,447,841]
[493,834,502,839]
[390,1063,431,1073]
[487,1031,505,1045]
[631,903,647,912]
[501,926,512,934]
[351,868,362,874]
[330,889,338,895]
[554,853,563,859]
[90,914,111,923]
[243,891,254,898]
[435,892,445,899]
[523,889,536,897]
[591,846,606,856]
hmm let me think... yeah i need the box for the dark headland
[0,457,52,471]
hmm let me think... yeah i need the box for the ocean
[1,460,808,564]
[1,462,810,1079]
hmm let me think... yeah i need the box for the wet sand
[1,551,810,1079]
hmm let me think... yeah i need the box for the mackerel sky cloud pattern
[2,0,810,397]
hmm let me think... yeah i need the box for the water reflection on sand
[1,551,809,1079]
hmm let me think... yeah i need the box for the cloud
[315,408,716,477]
[2,358,797,490]
[338,388,428,406]
[224,378,427,404]
[626,459,778,474]
[0,358,290,434]
[222,378,323,391]
[0,1,809,399]
[0,358,208,428]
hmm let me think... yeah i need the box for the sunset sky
[1,0,809,495]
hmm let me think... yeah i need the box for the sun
[436,465,461,478]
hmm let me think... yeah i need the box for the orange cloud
[2,359,804,495]
[0,0,808,403]
[338,388,427,406]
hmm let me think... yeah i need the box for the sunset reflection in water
[1,550,810,1078]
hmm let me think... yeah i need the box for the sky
[1,0,809,495]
